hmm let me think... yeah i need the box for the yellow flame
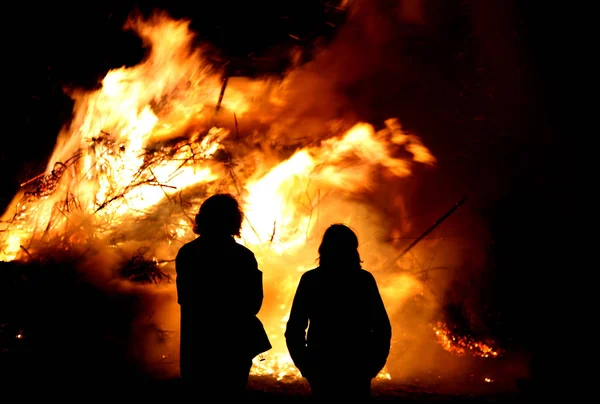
[0,11,478,381]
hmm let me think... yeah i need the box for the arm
[245,253,264,316]
[371,277,392,341]
[284,275,310,374]
[368,274,392,376]
[175,247,188,306]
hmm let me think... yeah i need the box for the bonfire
[0,9,503,387]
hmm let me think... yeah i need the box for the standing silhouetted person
[285,223,392,401]
[176,193,271,400]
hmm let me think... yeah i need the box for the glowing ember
[251,353,302,381]
[432,321,501,358]
[250,354,391,381]
[0,10,496,381]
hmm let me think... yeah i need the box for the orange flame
[0,11,489,380]
[432,321,501,358]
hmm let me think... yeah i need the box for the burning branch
[119,247,171,284]
[94,178,177,213]
[433,320,502,358]
[21,153,82,198]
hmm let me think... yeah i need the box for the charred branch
[119,247,171,284]
[397,197,468,260]
[270,221,277,243]
[234,113,239,139]
[215,75,229,114]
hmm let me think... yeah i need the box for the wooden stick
[398,196,468,259]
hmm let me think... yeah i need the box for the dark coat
[285,266,392,381]
[176,234,271,376]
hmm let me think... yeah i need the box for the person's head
[318,223,362,270]
[193,193,243,237]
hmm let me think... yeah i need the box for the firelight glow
[0,10,499,380]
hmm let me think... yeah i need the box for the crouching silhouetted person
[176,193,271,400]
[285,223,392,401]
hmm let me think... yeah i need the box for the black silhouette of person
[285,223,392,401]
[175,193,271,399]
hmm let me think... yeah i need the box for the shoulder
[358,268,378,284]
[299,267,320,282]
[232,240,257,259]
[230,240,260,271]
[176,238,197,258]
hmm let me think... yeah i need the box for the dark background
[1,0,577,395]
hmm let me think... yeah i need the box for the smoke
[249,0,533,389]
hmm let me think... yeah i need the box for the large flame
[0,11,498,381]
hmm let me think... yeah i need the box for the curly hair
[193,193,244,237]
